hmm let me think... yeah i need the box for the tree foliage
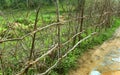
[0,0,64,9]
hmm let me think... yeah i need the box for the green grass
[1,7,120,75]
[49,18,120,75]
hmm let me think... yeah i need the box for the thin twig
[0,12,113,43]
[16,32,96,75]
[16,44,58,75]
[37,32,97,75]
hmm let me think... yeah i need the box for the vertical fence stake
[56,0,61,58]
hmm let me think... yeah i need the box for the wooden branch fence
[0,0,117,75]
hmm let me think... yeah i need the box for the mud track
[69,27,120,75]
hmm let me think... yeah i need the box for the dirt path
[69,27,120,75]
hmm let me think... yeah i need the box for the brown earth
[69,27,120,75]
[102,71,120,75]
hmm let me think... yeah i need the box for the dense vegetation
[0,0,65,9]
[0,0,120,75]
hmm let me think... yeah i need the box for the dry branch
[16,32,96,75]
[62,30,85,46]
[0,12,113,43]
[29,6,40,60]
[0,16,87,43]
[16,44,58,75]
[37,32,96,75]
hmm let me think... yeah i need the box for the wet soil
[69,27,120,75]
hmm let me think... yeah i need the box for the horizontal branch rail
[16,44,58,75]
[62,30,85,46]
[0,12,112,43]
[16,32,96,75]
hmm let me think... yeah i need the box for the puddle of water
[89,70,101,75]
[112,57,120,62]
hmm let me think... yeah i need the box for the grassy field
[0,7,120,75]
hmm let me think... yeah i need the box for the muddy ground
[69,27,120,75]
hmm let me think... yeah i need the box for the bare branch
[37,32,97,75]
[16,32,96,75]
[16,44,58,75]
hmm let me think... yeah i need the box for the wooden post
[78,0,85,47]
[29,6,40,60]
[56,0,61,58]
